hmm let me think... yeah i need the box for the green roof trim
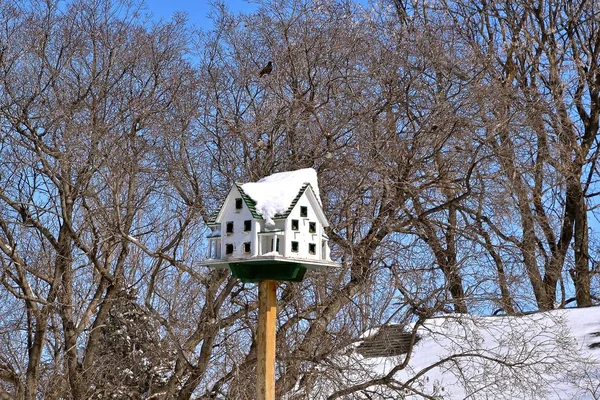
[209,182,313,224]
[207,183,262,224]
[207,199,224,224]
[234,183,263,219]
[272,183,310,220]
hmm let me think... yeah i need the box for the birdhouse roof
[208,168,328,226]
[236,181,313,221]
[356,325,420,358]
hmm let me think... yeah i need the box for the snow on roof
[241,168,321,225]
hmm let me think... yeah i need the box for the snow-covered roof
[240,168,322,225]
[356,325,419,358]
[208,168,327,226]
[307,307,600,399]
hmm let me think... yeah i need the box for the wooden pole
[257,280,277,400]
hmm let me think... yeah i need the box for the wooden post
[257,280,277,400]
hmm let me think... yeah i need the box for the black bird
[259,61,273,77]
[18,205,28,223]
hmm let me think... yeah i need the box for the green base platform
[204,255,339,283]
[229,260,307,283]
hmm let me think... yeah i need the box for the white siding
[284,192,322,260]
[212,185,332,263]
[219,187,255,259]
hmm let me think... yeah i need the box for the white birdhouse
[204,168,338,282]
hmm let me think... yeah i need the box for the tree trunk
[25,316,47,400]
[573,184,591,307]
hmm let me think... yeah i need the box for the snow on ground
[305,307,600,399]
[241,168,320,225]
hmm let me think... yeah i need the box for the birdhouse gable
[280,185,329,227]
[294,184,329,227]
[210,184,262,225]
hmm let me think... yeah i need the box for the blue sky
[143,0,258,29]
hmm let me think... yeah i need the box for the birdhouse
[204,168,339,282]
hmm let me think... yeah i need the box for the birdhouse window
[243,242,251,254]
[291,241,299,252]
[300,206,308,217]
[309,243,316,255]
[309,222,316,233]
[225,243,234,255]
[226,221,234,234]
[244,220,252,232]
[291,219,299,231]
[235,198,243,210]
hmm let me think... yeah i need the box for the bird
[259,61,273,77]
[18,205,28,223]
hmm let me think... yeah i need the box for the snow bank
[241,168,321,225]
[302,307,600,399]
[261,251,280,256]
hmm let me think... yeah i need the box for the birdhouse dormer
[205,168,338,282]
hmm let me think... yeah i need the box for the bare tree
[188,0,500,396]
[443,0,600,310]
[0,0,198,397]
[1,0,599,399]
